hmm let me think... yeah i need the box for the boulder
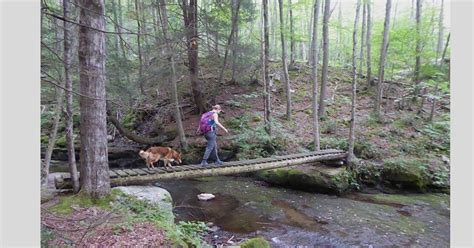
[381,158,430,192]
[256,164,352,195]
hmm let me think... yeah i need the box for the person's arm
[214,113,228,133]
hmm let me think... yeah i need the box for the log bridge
[54,149,347,189]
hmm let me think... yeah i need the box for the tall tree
[436,0,445,64]
[429,33,449,122]
[374,0,391,119]
[63,0,80,193]
[159,0,187,149]
[134,0,145,95]
[231,0,240,82]
[348,0,362,165]
[78,0,111,198]
[359,0,366,75]
[366,0,372,86]
[289,0,295,66]
[278,0,292,120]
[311,0,322,151]
[217,0,241,86]
[414,0,422,99]
[182,0,206,113]
[43,9,65,186]
[318,0,330,118]
[263,0,272,135]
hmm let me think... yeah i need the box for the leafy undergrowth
[41,189,208,247]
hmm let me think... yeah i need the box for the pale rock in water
[198,193,215,201]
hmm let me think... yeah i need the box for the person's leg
[201,132,216,165]
[214,138,223,165]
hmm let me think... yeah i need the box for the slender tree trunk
[359,1,366,76]
[278,0,292,120]
[436,0,444,64]
[117,0,132,88]
[63,0,80,193]
[78,0,111,199]
[348,0,362,165]
[217,0,241,85]
[134,0,145,95]
[374,0,391,119]
[414,0,422,107]
[318,0,330,118]
[182,0,206,113]
[366,0,372,86]
[43,10,65,186]
[430,33,450,122]
[392,0,398,29]
[231,0,240,82]
[289,0,295,66]
[158,0,187,149]
[311,0,322,151]
[263,0,271,135]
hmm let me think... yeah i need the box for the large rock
[256,164,352,195]
[381,158,431,192]
[114,186,174,222]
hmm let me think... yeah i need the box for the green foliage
[420,119,450,154]
[55,135,67,148]
[320,119,338,134]
[115,193,207,247]
[229,115,293,159]
[430,164,449,188]
[50,189,121,215]
[354,139,382,160]
[240,237,270,248]
[393,113,417,129]
[319,137,348,150]
[41,226,55,248]
[123,111,138,129]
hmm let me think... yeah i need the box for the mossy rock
[256,164,351,195]
[381,158,430,192]
[240,237,270,248]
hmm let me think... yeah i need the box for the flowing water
[158,176,449,248]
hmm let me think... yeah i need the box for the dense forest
[41,0,451,246]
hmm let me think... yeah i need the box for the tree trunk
[374,0,391,119]
[359,1,366,76]
[278,0,292,120]
[117,0,132,89]
[348,0,362,165]
[135,0,145,95]
[43,9,65,186]
[231,0,240,82]
[430,32,450,122]
[217,0,241,86]
[392,0,398,29]
[366,0,372,86]
[318,0,330,118]
[63,0,80,193]
[263,0,271,135]
[159,0,187,149]
[414,0,422,98]
[289,0,295,66]
[311,0,322,151]
[182,0,206,113]
[436,0,444,65]
[78,0,111,199]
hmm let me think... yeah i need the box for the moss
[240,237,270,248]
[50,189,122,215]
[381,158,430,191]
[257,166,351,194]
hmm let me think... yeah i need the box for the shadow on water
[158,180,276,234]
[271,199,328,232]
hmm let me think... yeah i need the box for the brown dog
[139,146,182,169]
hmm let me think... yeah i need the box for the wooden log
[55,151,347,189]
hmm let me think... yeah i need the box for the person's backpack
[199,111,215,134]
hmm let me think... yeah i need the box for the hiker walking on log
[197,105,229,166]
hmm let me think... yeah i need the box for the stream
[158,176,449,248]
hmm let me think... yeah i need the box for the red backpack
[199,111,215,134]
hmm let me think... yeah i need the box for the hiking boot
[215,160,224,166]
[200,160,208,166]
